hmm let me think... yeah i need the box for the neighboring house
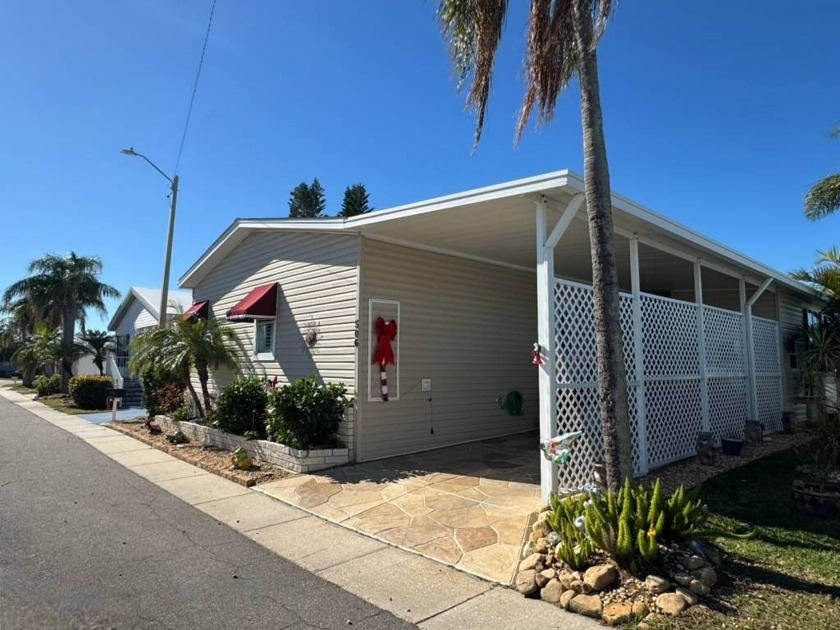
[107,287,193,380]
[178,170,820,499]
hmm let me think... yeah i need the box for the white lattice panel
[756,375,783,432]
[555,282,598,385]
[704,306,746,375]
[620,294,636,381]
[640,295,700,377]
[752,317,780,375]
[645,380,703,467]
[555,385,602,491]
[708,376,748,438]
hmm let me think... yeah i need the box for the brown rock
[673,573,693,587]
[693,566,718,588]
[540,568,557,581]
[559,590,576,610]
[529,530,542,543]
[602,602,633,626]
[568,594,603,618]
[656,592,688,616]
[558,570,574,590]
[535,537,549,554]
[535,573,549,588]
[515,569,538,596]
[685,555,706,570]
[584,564,618,592]
[569,579,585,593]
[540,578,565,604]
[676,586,698,605]
[518,553,542,572]
[644,575,671,594]
[688,580,710,597]
[632,601,649,617]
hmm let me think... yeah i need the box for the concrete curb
[0,385,599,629]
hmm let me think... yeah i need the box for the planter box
[157,418,348,473]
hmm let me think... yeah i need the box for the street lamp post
[121,147,179,330]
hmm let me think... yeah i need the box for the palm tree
[804,124,840,220]
[437,0,632,489]
[2,253,120,393]
[792,246,840,324]
[130,317,239,421]
[79,330,115,376]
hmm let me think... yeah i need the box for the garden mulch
[108,420,291,487]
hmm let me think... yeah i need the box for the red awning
[183,300,209,320]
[226,283,278,322]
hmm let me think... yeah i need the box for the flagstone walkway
[257,432,543,585]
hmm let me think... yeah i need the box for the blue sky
[1,0,838,330]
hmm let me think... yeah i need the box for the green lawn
[651,446,839,629]
[39,397,98,415]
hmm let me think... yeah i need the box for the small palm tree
[791,246,840,325]
[79,330,115,376]
[11,325,62,386]
[437,0,632,489]
[130,317,239,420]
[804,124,840,220]
[3,253,120,392]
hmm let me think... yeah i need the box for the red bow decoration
[531,342,545,366]
[372,317,398,367]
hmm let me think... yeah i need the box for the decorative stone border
[156,417,348,473]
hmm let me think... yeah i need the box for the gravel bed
[108,420,291,487]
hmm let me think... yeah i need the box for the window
[254,320,275,360]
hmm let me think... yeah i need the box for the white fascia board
[107,293,135,332]
[561,173,818,300]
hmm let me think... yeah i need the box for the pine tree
[288,179,326,218]
[339,183,372,217]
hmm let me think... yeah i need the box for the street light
[121,147,179,330]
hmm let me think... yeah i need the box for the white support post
[745,277,774,423]
[629,236,649,475]
[536,198,558,501]
[695,260,710,432]
[741,277,754,423]
[775,291,787,410]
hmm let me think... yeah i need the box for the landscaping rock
[693,566,718,588]
[632,601,649,617]
[584,564,618,592]
[516,569,538,596]
[559,590,576,610]
[644,575,671,594]
[568,594,603,619]
[529,530,542,544]
[656,592,688,616]
[673,573,693,587]
[535,537,549,554]
[685,555,706,570]
[569,579,586,594]
[602,602,633,626]
[540,568,556,581]
[535,572,549,588]
[540,578,565,604]
[558,570,574,590]
[676,586,699,605]
[689,579,710,597]
[640,613,668,629]
[519,553,543,572]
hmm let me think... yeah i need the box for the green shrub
[169,405,194,424]
[546,493,596,570]
[213,376,268,438]
[33,374,61,397]
[140,366,187,416]
[266,375,353,449]
[68,375,113,410]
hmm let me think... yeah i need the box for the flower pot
[720,437,743,456]
[695,432,716,466]
[792,478,840,517]
[744,421,764,447]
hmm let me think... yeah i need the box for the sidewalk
[0,385,597,629]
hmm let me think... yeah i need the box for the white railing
[106,354,124,390]
[553,277,781,490]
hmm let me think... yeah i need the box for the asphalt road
[0,395,415,630]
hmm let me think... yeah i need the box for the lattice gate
[553,278,782,491]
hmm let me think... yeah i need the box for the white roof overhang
[178,170,817,301]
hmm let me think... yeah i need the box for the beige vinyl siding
[134,306,158,331]
[112,299,155,337]
[357,238,538,462]
[191,231,360,399]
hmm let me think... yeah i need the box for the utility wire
[173,0,217,176]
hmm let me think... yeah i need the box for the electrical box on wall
[421,378,432,392]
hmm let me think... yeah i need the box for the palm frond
[805,173,840,220]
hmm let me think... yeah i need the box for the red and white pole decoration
[531,342,546,366]
[372,317,398,401]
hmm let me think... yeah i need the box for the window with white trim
[254,320,275,360]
